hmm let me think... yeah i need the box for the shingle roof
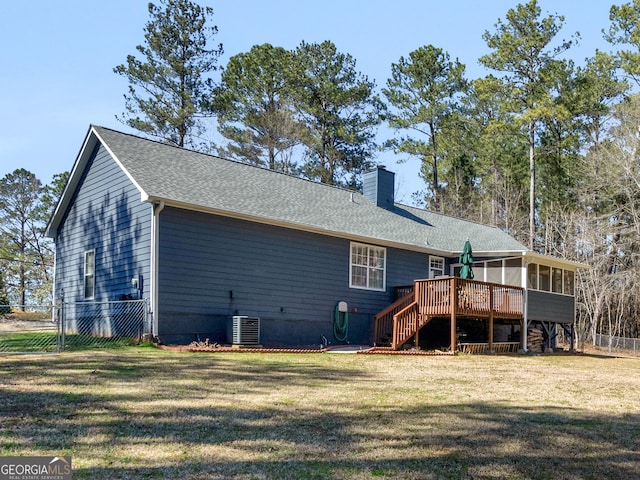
[56,125,528,255]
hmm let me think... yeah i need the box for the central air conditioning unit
[232,316,260,345]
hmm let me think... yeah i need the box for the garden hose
[333,303,348,342]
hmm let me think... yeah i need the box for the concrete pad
[325,345,371,353]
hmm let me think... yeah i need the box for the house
[46,125,585,351]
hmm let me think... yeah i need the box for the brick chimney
[363,166,395,210]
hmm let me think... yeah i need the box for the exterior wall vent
[232,316,260,345]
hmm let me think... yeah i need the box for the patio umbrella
[459,239,474,279]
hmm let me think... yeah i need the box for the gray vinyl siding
[156,207,429,345]
[527,290,575,324]
[53,144,152,303]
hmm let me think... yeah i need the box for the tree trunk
[528,121,535,250]
[590,294,604,346]
[429,121,440,212]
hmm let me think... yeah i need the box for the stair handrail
[373,292,414,345]
[392,301,419,349]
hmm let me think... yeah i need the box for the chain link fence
[61,299,150,350]
[594,333,639,354]
[0,299,150,354]
[0,305,60,353]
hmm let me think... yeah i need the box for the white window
[84,250,95,299]
[350,242,386,291]
[429,256,445,278]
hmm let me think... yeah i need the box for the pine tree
[114,0,223,149]
[480,0,577,249]
[0,272,9,313]
[212,44,302,172]
[382,45,468,212]
[0,169,44,306]
[292,41,382,187]
[605,0,640,86]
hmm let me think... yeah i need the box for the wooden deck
[374,277,524,352]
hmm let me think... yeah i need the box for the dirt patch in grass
[1,349,639,479]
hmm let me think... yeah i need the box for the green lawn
[0,331,142,353]
[0,331,59,353]
[1,348,638,479]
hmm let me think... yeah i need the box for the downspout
[150,201,165,338]
[51,234,58,319]
[522,256,528,353]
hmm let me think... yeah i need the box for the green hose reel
[333,301,348,342]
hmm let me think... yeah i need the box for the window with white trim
[350,242,386,291]
[84,249,95,299]
[429,256,445,278]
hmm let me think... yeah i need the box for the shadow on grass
[1,350,639,479]
[19,403,639,479]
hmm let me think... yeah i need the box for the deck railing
[391,302,420,349]
[373,292,414,346]
[415,277,524,319]
[374,277,524,350]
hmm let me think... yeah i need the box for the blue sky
[0,0,617,203]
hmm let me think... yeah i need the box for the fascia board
[92,127,149,202]
[45,126,150,237]
[523,251,590,270]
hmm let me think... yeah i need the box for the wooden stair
[373,293,434,350]
[391,302,435,349]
